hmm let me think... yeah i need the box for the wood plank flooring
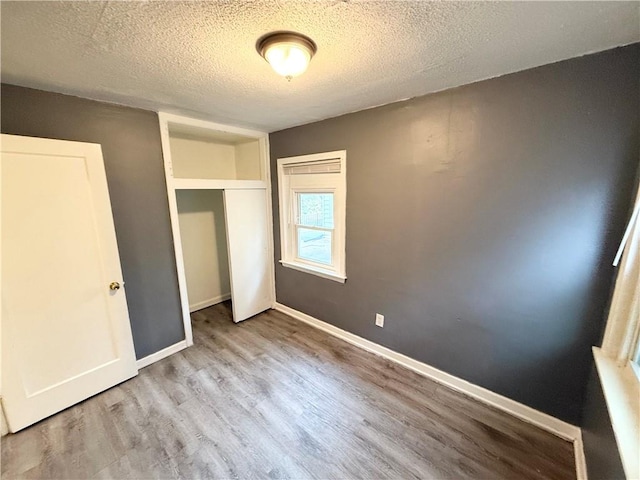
[2,303,576,479]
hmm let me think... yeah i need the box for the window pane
[297,227,332,265]
[298,193,334,228]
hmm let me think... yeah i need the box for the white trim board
[593,347,639,480]
[273,302,587,479]
[574,432,587,480]
[136,340,188,369]
[190,293,231,313]
[1,400,8,437]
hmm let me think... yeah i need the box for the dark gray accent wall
[582,364,625,479]
[269,44,640,425]
[1,84,184,359]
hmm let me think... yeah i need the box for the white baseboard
[273,302,586,479]
[136,340,188,369]
[189,293,231,313]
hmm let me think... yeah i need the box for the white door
[1,134,138,432]
[223,189,272,322]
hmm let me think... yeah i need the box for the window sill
[593,347,639,480]
[279,260,346,283]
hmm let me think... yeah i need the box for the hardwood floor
[2,303,576,479]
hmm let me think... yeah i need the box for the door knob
[109,281,121,291]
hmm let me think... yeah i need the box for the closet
[159,113,274,345]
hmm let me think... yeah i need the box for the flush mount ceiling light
[257,31,317,81]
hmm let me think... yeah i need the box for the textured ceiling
[1,1,639,132]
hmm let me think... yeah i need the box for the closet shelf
[171,178,267,190]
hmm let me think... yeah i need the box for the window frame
[595,184,640,480]
[293,188,336,267]
[277,151,346,283]
[601,185,640,377]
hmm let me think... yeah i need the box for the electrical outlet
[375,313,384,328]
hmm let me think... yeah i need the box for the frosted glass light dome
[257,32,317,81]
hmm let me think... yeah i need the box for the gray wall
[269,44,640,425]
[1,85,184,359]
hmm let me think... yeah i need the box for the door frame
[157,113,276,348]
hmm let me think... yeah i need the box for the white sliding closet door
[1,134,138,432]
[223,189,272,322]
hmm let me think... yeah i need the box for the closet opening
[160,112,275,344]
[175,189,231,316]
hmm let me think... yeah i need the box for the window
[632,338,640,380]
[277,151,346,282]
[595,184,640,480]
[603,184,640,378]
